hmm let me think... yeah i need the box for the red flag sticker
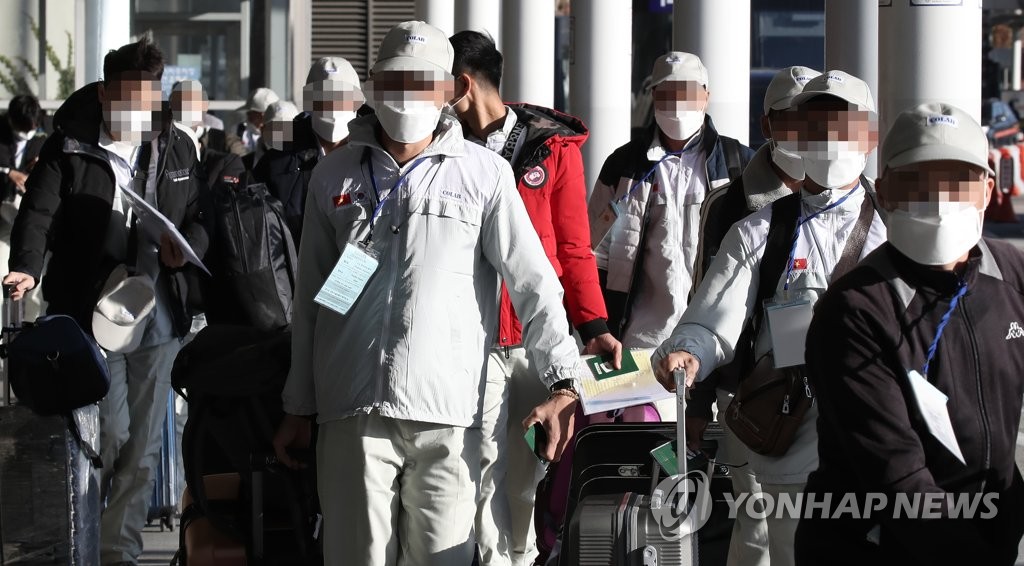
[792,258,808,270]
[333,193,352,208]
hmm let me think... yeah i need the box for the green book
[585,349,639,381]
[650,439,679,476]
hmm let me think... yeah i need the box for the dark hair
[8,95,41,131]
[450,30,503,91]
[103,37,165,82]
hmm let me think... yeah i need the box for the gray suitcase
[0,286,102,565]
[563,375,702,565]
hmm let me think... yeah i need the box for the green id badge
[650,439,679,476]
[586,349,639,381]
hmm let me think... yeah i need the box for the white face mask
[175,109,204,128]
[786,140,867,189]
[654,108,704,141]
[770,140,805,180]
[105,109,158,145]
[887,202,983,266]
[374,99,442,144]
[16,129,34,142]
[312,110,357,143]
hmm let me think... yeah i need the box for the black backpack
[203,177,298,331]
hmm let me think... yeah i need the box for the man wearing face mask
[0,95,47,297]
[3,38,207,566]
[170,80,245,196]
[230,86,280,159]
[652,70,887,566]
[252,57,364,243]
[796,103,1024,565]
[449,30,619,566]
[682,65,820,566]
[272,21,585,566]
[587,52,752,399]
[244,99,299,172]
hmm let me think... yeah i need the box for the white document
[314,243,379,316]
[578,348,673,415]
[766,300,813,368]
[119,187,210,275]
[907,369,966,465]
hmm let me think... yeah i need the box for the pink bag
[532,403,661,565]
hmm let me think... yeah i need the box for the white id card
[314,243,379,316]
[907,369,966,465]
[766,300,813,368]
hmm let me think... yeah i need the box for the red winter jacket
[497,104,609,348]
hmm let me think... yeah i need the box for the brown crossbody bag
[725,193,874,457]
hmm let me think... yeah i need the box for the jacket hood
[53,82,105,145]
[508,103,588,147]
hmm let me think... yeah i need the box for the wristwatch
[549,378,578,393]
[0,167,10,176]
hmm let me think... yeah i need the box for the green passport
[585,349,639,381]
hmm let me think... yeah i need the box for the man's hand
[272,414,313,470]
[654,350,700,392]
[2,272,35,300]
[522,393,577,462]
[7,170,27,194]
[159,233,186,268]
[583,332,623,369]
[686,416,708,453]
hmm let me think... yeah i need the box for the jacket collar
[347,111,467,167]
[885,240,998,300]
[742,144,794,210]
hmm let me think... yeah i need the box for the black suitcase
[0,286,102,565]
[561,386,731,565]
[148,389,178,532]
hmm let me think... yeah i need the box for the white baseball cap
[371,21,454,78]
[264,100,299,124]
[650,52,709,89]
[92,265,156,354]
[306,56,362,89]
[881,102,994,175]
[763,66,821,114]
[790,70,876,113]
[237,87,280,113]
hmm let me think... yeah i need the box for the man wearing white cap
[252,57,364,242]
[684,65,819,566]
[653,70,887,566]
[272,21,585,566]
[588,52,752,365]
[232,86,280,158]
[797,103,1024,564]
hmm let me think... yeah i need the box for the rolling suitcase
[148,389,177,532]
[561,377,706,565]
[0,285,102,565]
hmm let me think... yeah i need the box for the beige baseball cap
[790,70,876,113]
[306,56,362,89]
[264,100,299,124]
[237,87,280,113]
[371,21,454,77]
[881,102,994,175]
[92,265,156,354]
[763,66,821,114]
[650,52,708,89]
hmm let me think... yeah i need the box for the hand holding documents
[119,187,210,275]
[578,348,673,415]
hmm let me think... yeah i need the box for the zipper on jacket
[961,297,991,491]
[374,156,407,407]
[231,191,248,273]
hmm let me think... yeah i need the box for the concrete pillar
[455,0,501,50]
[501,0,554,106]
[290,0,312,107]
[672,0,751,145]
[570,0,632,196]
[84,0,131,83]
[267,0,290,98]
[826,0,879,177]
[879,1,982,151]
[1013,27,1022,91]
[416,0,455,37]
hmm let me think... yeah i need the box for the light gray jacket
[282,113,581,427]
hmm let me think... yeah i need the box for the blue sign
[160,66,201,97]
[649,0,673,14]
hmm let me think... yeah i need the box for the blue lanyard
[616,151,682,205]
[366,155,429,237]
[782,185,861,292]
[922,282,968,377]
